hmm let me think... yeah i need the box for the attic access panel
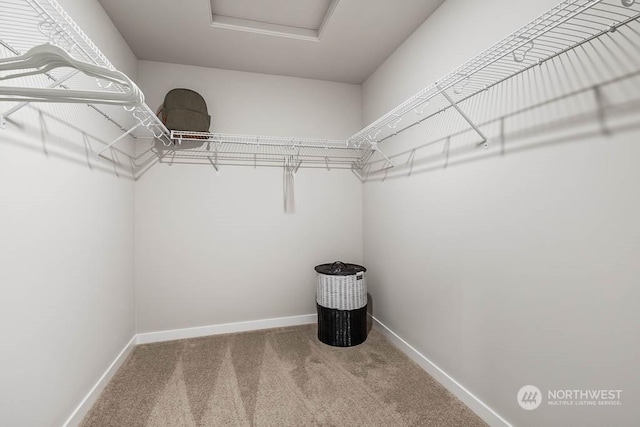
[209,0,340,40]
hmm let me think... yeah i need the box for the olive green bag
[157,88,211,149]
[158,88,210,132]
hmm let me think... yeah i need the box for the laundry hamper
[315,262,367,347]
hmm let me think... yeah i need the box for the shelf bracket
[436,84,488,148]
[97,121,143,157]
[208,154,219,173]
[370,141,395,170]
[593,85,610,135]
[293,159,302,174]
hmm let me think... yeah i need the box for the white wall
[362,0,640,426]
[135,62,363,333]
[0,0,138,426]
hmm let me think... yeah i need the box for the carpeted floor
[81,324,486,426]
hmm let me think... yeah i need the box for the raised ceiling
[208,0,339,41]
[97,0,445,84]
[212,0,332,29]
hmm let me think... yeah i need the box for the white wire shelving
[0,0,171,157]
[1,0,639,177]
[352,0,640,174]
[158,131,367,170]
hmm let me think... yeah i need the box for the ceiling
[210,0,333,31]
[97,0,445,84]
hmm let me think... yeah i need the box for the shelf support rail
[436,83,488,148]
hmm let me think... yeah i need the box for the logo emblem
[517,385,542,410]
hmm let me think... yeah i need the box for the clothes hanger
[0,43,143,106]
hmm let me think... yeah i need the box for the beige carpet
[81,324,486,426]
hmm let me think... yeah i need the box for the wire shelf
[0,0,170,144]
[350,0,640,151]
[2,0,640,176]
[158,131,368,169]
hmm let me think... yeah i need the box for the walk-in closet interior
[1,0,639,426]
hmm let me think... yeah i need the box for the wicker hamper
[315,261,367,347]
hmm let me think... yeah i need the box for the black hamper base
[317,304,368,347]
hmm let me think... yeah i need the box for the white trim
[63,335,137,427]
[317,0,340,39]
[64,315,317,425]
[65,314,506,426]
[136,314,317,345]
[210,15,319,41]
[369,314,512,427]
[207,0,340,42]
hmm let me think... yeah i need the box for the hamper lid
[315,261,366,276]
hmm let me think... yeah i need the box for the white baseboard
[63,314,316,425]
[65,314,506,427]
[63,335,137,427]
[136,313,318,344]
[369,314,512,427]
